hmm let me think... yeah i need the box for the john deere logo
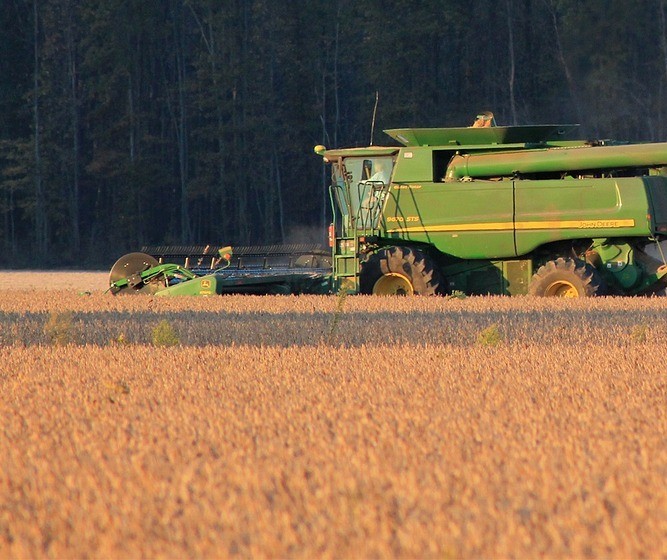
[201,279,211,288]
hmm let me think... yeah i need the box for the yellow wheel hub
[544,280,580,297]
[373,273,414,296]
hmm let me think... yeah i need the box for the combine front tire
[359,246,443,296]
[529,257,605,297]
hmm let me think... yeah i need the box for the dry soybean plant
[0,281,666,557]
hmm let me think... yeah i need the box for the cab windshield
[332,156,393,230]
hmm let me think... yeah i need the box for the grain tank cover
[384,125,580,147]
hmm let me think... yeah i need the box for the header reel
[108,252,199,295]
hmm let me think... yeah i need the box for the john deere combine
[110,112,667,297]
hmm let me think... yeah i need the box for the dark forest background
[3,0,667,267]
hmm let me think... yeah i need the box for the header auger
[110,111,667,297]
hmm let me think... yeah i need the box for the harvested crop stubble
[0,290,666,558]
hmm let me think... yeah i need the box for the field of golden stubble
[0,272,666,558]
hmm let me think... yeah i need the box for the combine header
[110,112,667,297]
[109,245,331,295]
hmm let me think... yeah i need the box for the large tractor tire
[359,246,444,296]
[529,257,605,297]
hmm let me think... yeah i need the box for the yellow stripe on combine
[515,219,635,230]
[387,218,635,233]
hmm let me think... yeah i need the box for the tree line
[2,0,667,267]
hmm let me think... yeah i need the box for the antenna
[369,91,379,146]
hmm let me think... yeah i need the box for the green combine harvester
[110,112,667,297]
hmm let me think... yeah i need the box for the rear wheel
[528,257,605,297]
[359,246,443,296]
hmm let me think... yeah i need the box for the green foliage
[114,332,130,346]
[446,291,467,300]
[477,324,502,346]
[44,311,76,345]
[326,289,348,341]
[630,323,649,343]
[152,320,180,347]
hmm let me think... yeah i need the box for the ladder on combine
[330,179,389,293]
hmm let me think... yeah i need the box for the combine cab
[110,112,667,297]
